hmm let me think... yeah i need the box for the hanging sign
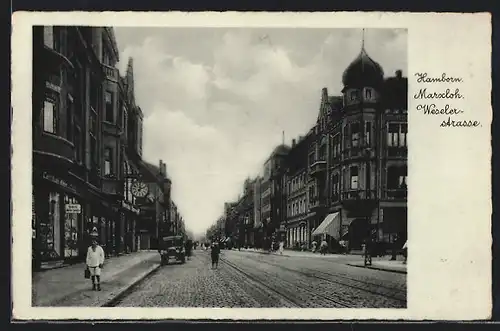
[65,204,81,214]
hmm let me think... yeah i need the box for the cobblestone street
[113,249,406,308]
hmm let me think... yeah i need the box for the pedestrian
[211,242,221,269]
[279,241,284,255]
[320,239,328,255]
[402,240,408,264]
[86,238,105,291]
[311,240,317,253]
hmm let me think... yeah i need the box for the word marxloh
[414,88,464,100]
[415,72,463,84]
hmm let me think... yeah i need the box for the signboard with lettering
[65,204,81,214]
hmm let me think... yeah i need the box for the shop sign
[121,201,140,215]
[42,173,77,193]
[65,204,81,214]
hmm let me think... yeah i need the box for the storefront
[121,200,140,253]
[33,171,85,265]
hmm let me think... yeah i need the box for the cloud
[114,28,407,237]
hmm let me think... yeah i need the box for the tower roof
[342,46,384,89]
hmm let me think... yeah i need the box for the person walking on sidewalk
[279,241,284,255]
[86,239,105,291]
[210,242,220,269]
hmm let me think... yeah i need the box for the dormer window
[365,88,374,101]
[349,90,360,102]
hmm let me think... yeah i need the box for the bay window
[365,121,372,145]
[104,148,113,176]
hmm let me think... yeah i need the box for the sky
[113,28,407,237]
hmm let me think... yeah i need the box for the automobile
[158,235,186,265]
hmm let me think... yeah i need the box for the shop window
[63,195,80,258]
[350,166,359,189]
[41,192,61,258]
[105,91,114,123]
[43,99,57,134]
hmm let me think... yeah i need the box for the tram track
[220,256,354,308]
[242,254,406,304]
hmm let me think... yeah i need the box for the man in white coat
[86,238,105,291]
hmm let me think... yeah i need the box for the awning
[311,212,341,239]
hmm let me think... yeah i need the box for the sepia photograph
[30,25,408,309]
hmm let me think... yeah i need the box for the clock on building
[131,181,148,198]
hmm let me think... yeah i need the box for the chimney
[292,139,296,147]
[396,70,402,79]
[162,163,167,177]
[159,160,163,176]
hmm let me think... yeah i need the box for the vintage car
[158,235,186,265]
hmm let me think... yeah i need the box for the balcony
[102,63,119,82]
[33,133,75,168]
[384,188,407,200]
[101,176,122,197]
[309,160,326,176]
[342,189,376,201]
[387,146,408,158]
[102,121,121,137]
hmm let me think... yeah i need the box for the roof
[272,144,291,156]
[342,47,384,89]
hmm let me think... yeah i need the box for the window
[43,27,54,48]
[365,122,372,146]
[387,166,407,189]
[90,135,98,166]
[74,127,82,163]
[332,173,340,201]
[350,166,359,189]
[308,152,315,166]
[400,123,408,147]
[350,90,359,102]
[387,123,407,147]
[332,134,341,158]
[43,100,56,133]
[365,88,373,100]
[351,122,360,147]
[104,148,112,176]
[105,91,114,123]
[343,125,349,149]
[66,95,73,142]
[319,142,327,161]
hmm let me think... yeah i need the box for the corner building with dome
[285,43,408,253]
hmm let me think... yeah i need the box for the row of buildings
[32,26,185,270]
[207,42,407,253]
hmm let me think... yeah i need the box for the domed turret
[342,47,384,89]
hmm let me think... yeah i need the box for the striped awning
[312,212,341,239]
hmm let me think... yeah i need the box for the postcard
[11,11,492,320]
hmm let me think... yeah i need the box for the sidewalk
[346,257,407,274]
[32,250,160,307]
[233,247,359,259]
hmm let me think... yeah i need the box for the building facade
[309,44,408,252]
[32,26,150,270]
[284,136,311,249]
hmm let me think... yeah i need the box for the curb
[101,264,161,307]
[346,263,407,275]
